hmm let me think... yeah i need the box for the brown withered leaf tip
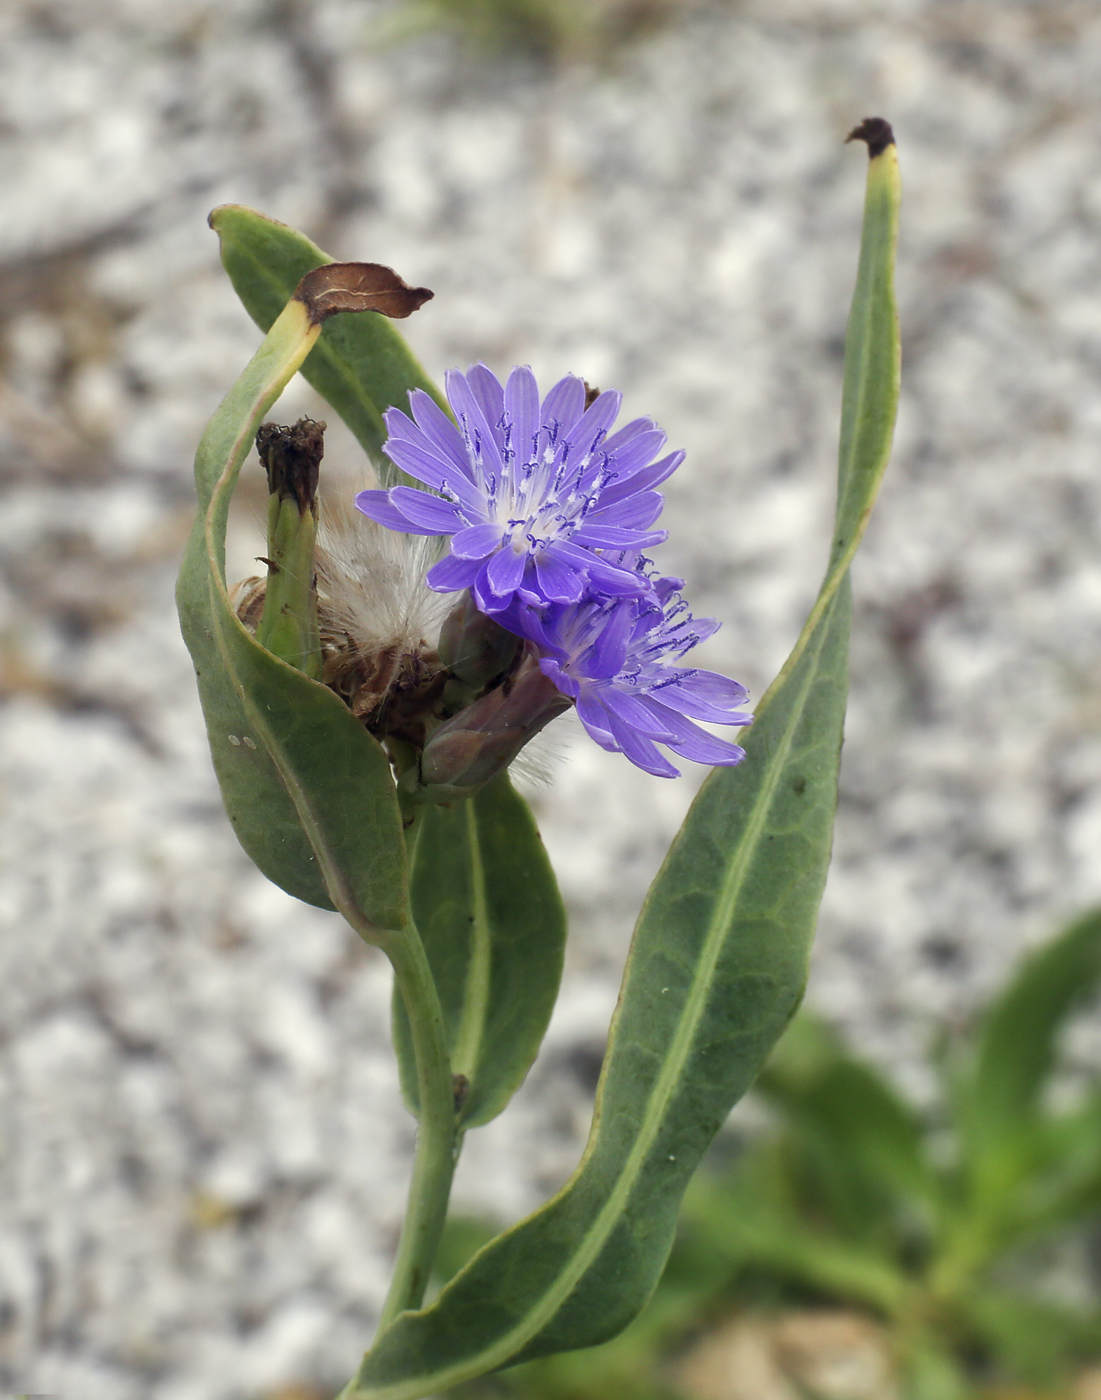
[293,261,434,325]
[845,117,896,158]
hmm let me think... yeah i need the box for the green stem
[375,923,458,1335]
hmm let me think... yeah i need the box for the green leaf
[683,1149,913,1317]
[900,1342,975,1400]
[393,774,567,1128]
[955,1286,1101,1385]
[758,1015,938,1228]
[176,298,409,928]
[348,583,853,1397]
[1025,1087,1101,1232]
[209,204,448,477]
[960,909,1101,1192]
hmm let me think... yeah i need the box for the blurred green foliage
[380,0,692,67]
[439,910,1101,1399]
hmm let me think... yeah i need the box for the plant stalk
[375,923,458,1335]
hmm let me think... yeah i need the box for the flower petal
[505,365,541,469]
[485,544,528,597]
[571,524,668,549]
[602,708,681,777]
[650,702,748,765]
[583,490,666,531]
[651,683,753,726]
[575,692,618,749]
[600,685,676,738]
[451,522,506,559]
[567,388,622,464]
[601,416,657,457]
[521,546,574,602]
[383,434,485,512]
[395,395,473,479]
[539,655,581,700]
[426,552,484,592]
[599,451,685,507]
[446,368,505,479]
[464,364,507,449]
[552,540,649,594]
[355,488,440,536]
[605,428,667,481]
[584,601,635,679]
[680,669,751,706]
[534,547,585,603]
[388,486,466,534]
[540,374,587,435]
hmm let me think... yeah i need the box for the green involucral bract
[337,132,901,1398]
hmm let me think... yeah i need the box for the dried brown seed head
[255,417,326,512]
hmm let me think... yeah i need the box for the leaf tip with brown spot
[293,262,434,326]
[845,117,896,159]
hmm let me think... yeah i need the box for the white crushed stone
[3,0,1101,1393]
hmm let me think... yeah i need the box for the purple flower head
[499,561,753,779]
[355,364,683,613]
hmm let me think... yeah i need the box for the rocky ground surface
[3,0,1101,1395]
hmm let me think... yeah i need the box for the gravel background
[4,0,1101,1395]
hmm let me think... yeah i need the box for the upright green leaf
[340,124,901,1398]
[683,1142,913,1317]
[832,118,902,568]
[209,204,448,477]
[392,773,567,1128]
[176,294,409,928]
[956,1287,1101,1387]
[758,1015,937,1224]
[964,909,1101,1156]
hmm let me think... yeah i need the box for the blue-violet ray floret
[356,363,682,613]
[497,559,753,778]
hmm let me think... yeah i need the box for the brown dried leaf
[293,261,434,324]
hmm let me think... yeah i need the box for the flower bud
[410,646,570,803]
[437,591,519,697]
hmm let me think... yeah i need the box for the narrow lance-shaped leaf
[176,263,428,926]
[683,1156,913,1318]
[958,908,1101,1192]
[392,773,567,1129]
[340,120,901,1398]
[757,1015,937,1218]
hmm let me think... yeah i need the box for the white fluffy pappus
[314,486,449,664]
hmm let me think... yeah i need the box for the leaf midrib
[452,800,493,1091]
